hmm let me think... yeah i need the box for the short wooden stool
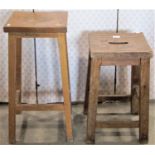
[85,32,152,144]
[4,11,73,144]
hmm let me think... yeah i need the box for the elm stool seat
[4,11,73,144]
[85,32,152,144]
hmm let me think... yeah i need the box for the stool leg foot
[67,137,74,143]
[86,138,95,144]
[139,135,148,144]
[58,33,73,141]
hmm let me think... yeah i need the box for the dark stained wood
[139,59,150,142]
[96,121,139,128]
[98,94,131,103]
[131,65,140,114]
[87,58,100,144]
[89,32,152,59]
[4,11,68,33]
[84,53,91,114]
[97,113,138,116]
[16,38,22,114]
[16,38,22,91]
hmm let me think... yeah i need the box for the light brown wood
[15,91,21,114]
[96,121,139,128]
[58,33,73,141]
[89,32,152,59]
[100,58,140,66]
[87,58,100,144]
[5,12,73,143]
[16,104,64,111]
[10,32,58,38]
[139,58,150,142]
[131,65,140,114]
[15,90,20,104]
[8,33,17,144]
[4,11,68,33]
[86,32,152,143]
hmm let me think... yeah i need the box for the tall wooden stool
[86,32,152,144]
[4,11,73,144]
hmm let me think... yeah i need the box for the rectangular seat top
[89,32,152,59]
[4,11,68,33]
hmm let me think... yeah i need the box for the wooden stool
[85,32,152,144]
[4,11,73,144]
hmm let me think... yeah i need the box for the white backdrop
[0,10,154,103]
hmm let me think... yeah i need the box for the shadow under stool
[4,11,73,144]
[84,32,152,144]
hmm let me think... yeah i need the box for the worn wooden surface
[89,32,152,59]
[98,94,131,102]
[131,65,140,114]
[16,104,64,111]
[84,54,91,114]
[16,38,22,91]
[58,33,73,141]
[4,11,68,33]
[5,12,73,143]
[7,32,58,38]
[139,59,150,142]
[8,34,17,144]
[96,121,139,128]
[100,58,140,66]
[86,32,152,143]
[87,58,100,144]
[16,38,22,114]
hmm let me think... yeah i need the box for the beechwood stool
[85,32,152,144]
[4,11,73,144]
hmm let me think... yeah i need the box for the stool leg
[84,53,91,114]
[16,38,22,114]
[139,59,150,143]
[131,65,140,114]
[58,33,73,141]
[87,58,100,144]
[8,34,17,144]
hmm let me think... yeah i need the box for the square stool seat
[89,32,152,59]
[4,11,67,33]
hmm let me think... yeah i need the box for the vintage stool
[85,32,152,143]
[4,11,73,144]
